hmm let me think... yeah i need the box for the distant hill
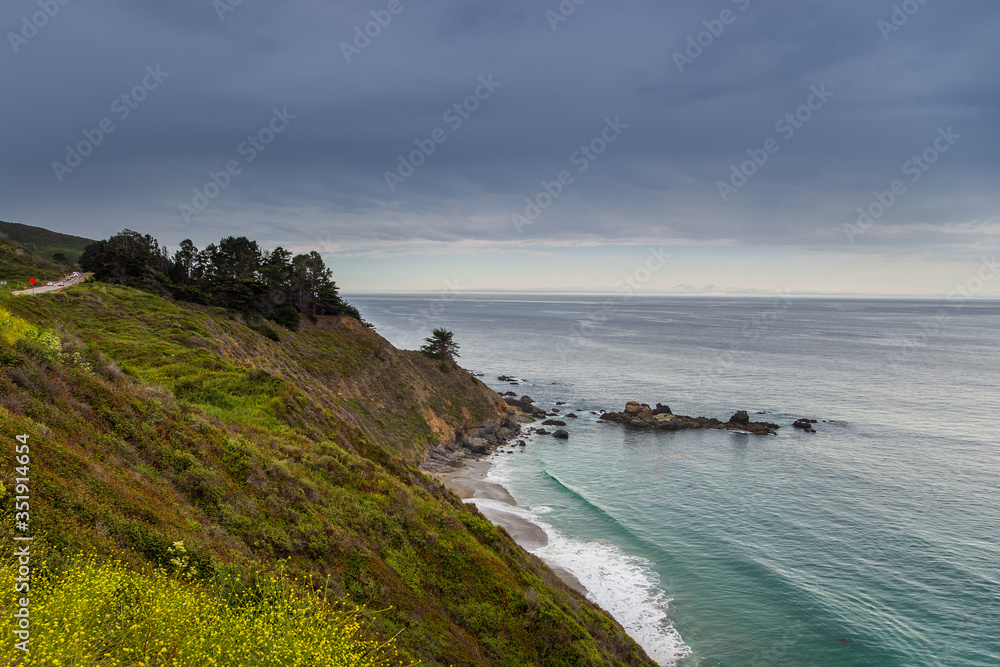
[0,219,94,265]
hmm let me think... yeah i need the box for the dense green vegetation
[0,245,655,666]
[80,230,366,330]
[0,220,93,266]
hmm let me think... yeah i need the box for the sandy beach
[430,459,587,595]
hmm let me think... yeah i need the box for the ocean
[347,293,1000,667]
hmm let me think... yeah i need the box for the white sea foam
[470,462,691,666]
[532,527,691,666]
[484,449,513,485]
[468,497,541,521]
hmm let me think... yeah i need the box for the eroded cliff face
[421,411,524,472]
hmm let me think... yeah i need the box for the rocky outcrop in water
[599,401,779,435]
[730,410,750,427]
[793,418,817,433]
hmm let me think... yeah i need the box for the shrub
[156,540,200,580]
[246,318,282,341]
[0,306,61,363]
[0,349,21,366]
[258,324,282,341]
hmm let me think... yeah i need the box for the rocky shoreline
[420,391,568,473]
[420,412,525,473]
[599,401,781,435]
[420,381,822,475]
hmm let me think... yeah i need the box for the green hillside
[0,220,94,265]
[0,247,656,665]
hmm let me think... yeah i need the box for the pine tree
[420,328,460,363]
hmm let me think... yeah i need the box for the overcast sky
[2,0,998,295]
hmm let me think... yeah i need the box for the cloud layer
[2,0,998,291]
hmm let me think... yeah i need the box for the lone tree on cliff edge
[421,328,460,363]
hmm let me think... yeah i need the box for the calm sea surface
[347,294,1000,667]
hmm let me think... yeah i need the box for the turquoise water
[349,295,1000,666]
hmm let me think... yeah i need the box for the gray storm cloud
[1,0,997,263]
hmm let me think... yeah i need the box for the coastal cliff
[0,243,657,666]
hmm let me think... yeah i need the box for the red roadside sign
[29,279,36,285]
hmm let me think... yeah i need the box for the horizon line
[342,289,1000,301]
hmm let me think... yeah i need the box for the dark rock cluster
[503,395,547,420]
[598,401,780,436]
[422,414,523,471]
[793,418,818,433]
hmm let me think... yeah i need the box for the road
[12,273,89,296]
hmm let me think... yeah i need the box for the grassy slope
[0,282,655,666]
[0,220,93,265]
